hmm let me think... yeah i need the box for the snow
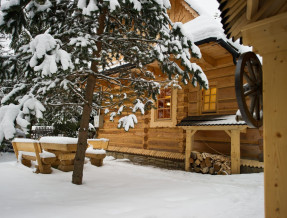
[29,33,74,77]
[0,0,20,11]
[184,0,219,17]
[118,114,138,131]
[12,138,38,143]
[183,15,251,54]
[132,99,144,114]
[0,104,20,142]
[39,136,78,144]
[83,0,99,16]
[86,147,106,155]
[0,153,264,218]
[19,150,56,158]
[0,84,26,105]
[105,0,120,12]
[182,0,252,54]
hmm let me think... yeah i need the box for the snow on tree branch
[118,114,137,131]
[29,34,74,77]
[0,95,45,143]
[132,99,144,114]
[0,0,210,143]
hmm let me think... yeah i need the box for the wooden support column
[230,130,241,174]
[263,50,287,217]
[241,13,287,217]
[185,129,196,171]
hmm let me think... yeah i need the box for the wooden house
[98,0,264,174]
[217,0,287,217]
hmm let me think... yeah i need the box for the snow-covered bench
[12,138,56,174]
[85,139,109,167]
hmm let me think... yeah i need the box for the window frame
[150,88,177,128]
[201,86,217,114]
[156,88,172,120]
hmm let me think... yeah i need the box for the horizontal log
[58,164,74,172]
[58,153,76,160]
[109,142,143,148]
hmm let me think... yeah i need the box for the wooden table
[40,141,77,172]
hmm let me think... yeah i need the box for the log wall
[98,45,263,163]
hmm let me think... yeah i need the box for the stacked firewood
[190,151,231,175]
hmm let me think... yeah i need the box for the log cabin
[97,0,264,174]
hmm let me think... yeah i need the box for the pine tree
[0,0,208,184]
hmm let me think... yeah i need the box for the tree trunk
[72,75,96,185]
[72,8,106,185]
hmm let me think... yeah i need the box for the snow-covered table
[39,137,78,172]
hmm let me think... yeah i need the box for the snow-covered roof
[182,0,251,54]
[183,15,251,54]
[184,0,212,16]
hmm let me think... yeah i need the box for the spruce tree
[0,0,208,184]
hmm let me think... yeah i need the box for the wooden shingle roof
[217,0,287,41]
[177,115,246,126]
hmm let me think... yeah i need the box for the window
[157,88,172,120]
[150,88,177,128]
[202,87,217,113]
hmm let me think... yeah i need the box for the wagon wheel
[235,52,263,128]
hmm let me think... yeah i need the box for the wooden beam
[33,142,44,173]
[225,130,231,137]
[262,47,287,218]
[201,52,217,67]
[185,130,196,171]
[247,0,259,20]
[231,129,240,174]
[241,12,287,54]
[12,142,19,160]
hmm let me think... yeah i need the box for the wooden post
[263,50,287,217]
[185,129,196,171]
[241,13,287,217]
[33,142,44,173]
[230,129,240,174]
[12,142,18,160]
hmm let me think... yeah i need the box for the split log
[190,151,198,160]
[190,158,194,164]
[195,159,201,166]
[201,167,209,174]
[188,151,231,175]
[205,157,212,168]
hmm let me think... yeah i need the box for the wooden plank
[12,142,18,160]
[109,142,143,148]
[58,153,76,160]
[185,130,196,171]
[217,100,238,111]
[231,129,240,174]
[14,142,36,153]
[247,0,259,20]
[204,65,235,80]
[22,154,36,161]
[262,49,287,218]
[33,142,44,173]
[217,87,236,100]
[40,143,77,152]
[240,159,263,168]
[182,125,247,131]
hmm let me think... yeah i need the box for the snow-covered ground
[0,153,263,218]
